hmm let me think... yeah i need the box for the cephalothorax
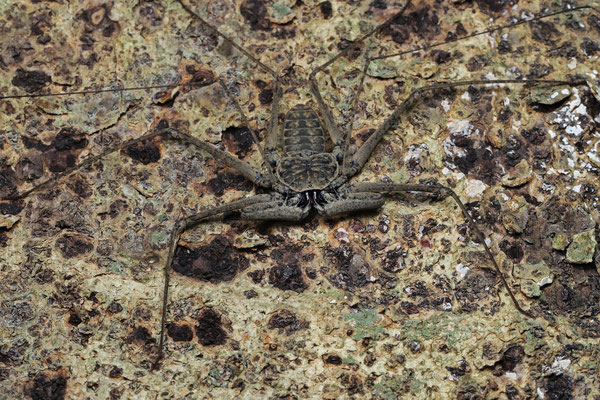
[1,0,597,370]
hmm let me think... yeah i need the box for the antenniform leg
[308,1,412,160]
[350,182,535,318]
[344,78,586,178]
[153,193,310,368]
[2,127,272,200]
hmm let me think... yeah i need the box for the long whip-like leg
[2,127,272,201]
[352,182,535,318]
[152,194,275,369]
[218,80,278,182]
[308,1,412,154]
[344,78,587,178]
[371,5,599,62]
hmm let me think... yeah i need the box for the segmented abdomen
[282,105,326,155]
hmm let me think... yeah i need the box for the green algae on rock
[566,230,597,264]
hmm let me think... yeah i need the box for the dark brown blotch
[108,366,123,379]
[124,141,161,165]
[581,38,600,56]
[267,309,308,335]
[187,65,216,88]
[11,68,51,93]
[383,6,440,45]
[445,126,504,184]
[66,179,92,198]
[195,309,227,346]
[247,269,265,284]
[0,167,19,200]
[499,240,524,261]
[166,324,194,342]
[258,88,273,105]
[454,269,497,313]
[35,128,89,174]
[136,2,164,29]
[55,235,93,258]
[430,49,451,64]
[16,153,44,182]
[24,370,69,400]
[204,171,253,197]
[323,353,343,365]
[125,326,155,350]
[172,237,249,283]
[340,373,364,396]
[319,1,332,19]
[531,20,561,45]
[269,263,308,292]
[240,0,272,31]
[445,360,470,378]
[542,374,573,400]
[475,0,516,15]
[325,245,371,290]
[77,4,121,38]
[52,128,88,152]
[221,126,255,159]
[497,343,524,372]
[521,126,546,145]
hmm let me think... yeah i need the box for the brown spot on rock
[16,153,44,182]
[108,366,122,379]
[497,343,524,371]
[25,370,69,400]
[0,167,19,199]
[267,309,308,335]
[11,68,51,93]
[53,129,88,152]
[430,49,451,64]
[167,324,194,342]
[195,309,227,346]
[325,245,371,290]
[247,269,265,284]
[240,0,272,31]
[204,171,254,197]
[67,313,82,326]
[383,7,440,45]
[55,235,93,258]
[521,126,546,145]
[319,1,332,19]
[258,88,273,105]
[581,38,600,56]
[269,264,307,292]
[531,20,561,46]
[172,237,249,283]
[340,373,364,396]
[124,326,157,355]
[454,269,497,313]
[136,2,164,30]
[323,353,343,365]
[499,240,524,261]
[37,128,89,174]
[446,359,470,377]
[124,141,161,165]
[66,179,92,198]
[77,4,121,38]
[221,126,254,159]
[542,374,573,400]
[475,0,517,15]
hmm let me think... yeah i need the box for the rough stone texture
[566,229,597,264]
[1,0,599,399]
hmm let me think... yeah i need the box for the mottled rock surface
[1,0,599,398]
